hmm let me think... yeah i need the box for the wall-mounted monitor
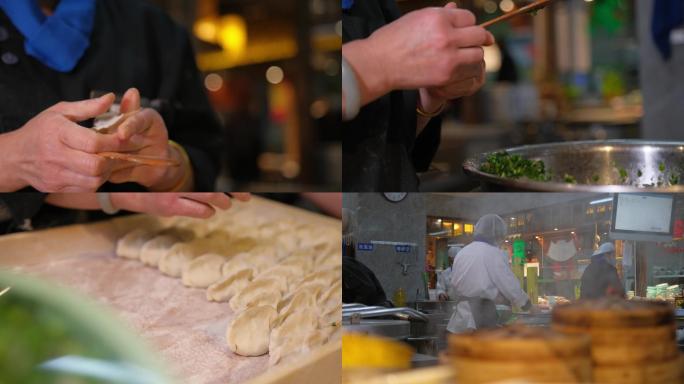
[610,193,675,242]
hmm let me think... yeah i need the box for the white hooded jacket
[447,215,529,333]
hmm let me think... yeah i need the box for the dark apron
[456,296,499,330]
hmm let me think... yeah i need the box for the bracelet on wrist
[342,56,361,121]
[96,192,120,215]
[416,101,446,118]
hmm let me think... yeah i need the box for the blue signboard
[395,245,412,253]
[357,243,374,251]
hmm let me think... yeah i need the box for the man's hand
[107,88,192,191]
[110,193,251,218]
[0,94,138,192]
[343,2,494,107]
[418,2,493,114]
[438,293,449,302]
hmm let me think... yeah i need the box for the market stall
[342,192,684,383]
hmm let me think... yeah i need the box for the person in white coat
[436,243,463,301]
[447,214,533,333]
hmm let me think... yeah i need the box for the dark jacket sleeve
[411,116,442,172]
[137,2,223,191]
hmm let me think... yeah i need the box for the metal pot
[463,140,684,192]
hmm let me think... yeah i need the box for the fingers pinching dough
[226,305,278,356]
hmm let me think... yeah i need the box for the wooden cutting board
[0,196,341,384]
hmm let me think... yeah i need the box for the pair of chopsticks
[479,0,554,28]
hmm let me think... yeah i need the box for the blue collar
[0,0,96,72]
[342,0,354,11]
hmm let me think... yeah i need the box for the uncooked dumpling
[140,235,180,267]
[223,254,267,276]
[182,253,229,288]
[158,241,209,277]
[250,243,288,262]
[276,290,317,319]
[254,264,301,288]
[223,237,258,257]
[229,277,284,312]
[319,280,342,311]
[299,268,339,287]
[321,303,342,327]
[206,268,253,302]
[116,229,157,259]
[270,306,319,347]
[318,255,342,270]
[287,281,328,303]
[268,328,327,366]
[279,251,315,273]
[226,305,277,356]
[274,232,299,254]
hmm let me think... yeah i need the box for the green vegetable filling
[481,152,551,182]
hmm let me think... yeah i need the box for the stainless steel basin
[463,140,684,192]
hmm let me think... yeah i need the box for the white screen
[614,194,673,234]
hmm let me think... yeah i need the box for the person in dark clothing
[0,0,222,192]
[580,243,626,299]
[342,1,494,191]
[343,255,392,307]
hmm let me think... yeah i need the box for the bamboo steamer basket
[449,326,592,383]
[551,298,682,384]
[552,298,674,328]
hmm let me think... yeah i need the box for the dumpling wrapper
[226,305,277,356]
[182,253,229,288]
[116,229,157,259]
[206,268,253,302]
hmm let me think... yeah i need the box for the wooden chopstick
[479,0,554,28]
[98,152,180,167]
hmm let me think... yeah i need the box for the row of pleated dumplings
[114,206,342,366]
